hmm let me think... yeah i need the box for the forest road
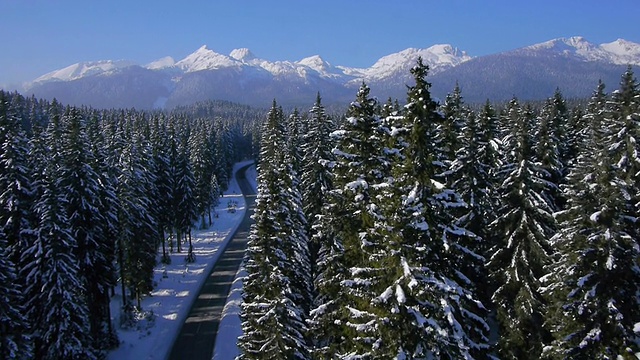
[167,163,256,360]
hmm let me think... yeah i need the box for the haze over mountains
[19,36,640,109]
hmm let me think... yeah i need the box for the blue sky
[1,0,639,86]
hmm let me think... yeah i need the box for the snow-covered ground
[107,160,254,360]
[212,165,257,360]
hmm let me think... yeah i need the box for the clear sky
[1,0,639,87]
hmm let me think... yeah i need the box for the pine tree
[85,109,120,348]
[150,114,173,263]
[287,108,305,175]
[58,107,118,351]
[117,130,157,310]
[0,230,32,359]
[24,125,96,359]
[377,60,490,358]
[605,66,639,243]
[238,101,311,359]
[176,125,197,262]
[0,91,33,359]
[439,82,466,164]
[543,79,640,359]
[448,109,494,286]
[487,100,556,359]
[534,99,565,211]
[190,120,213,228]
[311,83,398,357]
[0,91,34,267]
[300,93,335,261]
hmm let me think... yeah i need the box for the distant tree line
[0,94,256,359]
[239,62,640,359]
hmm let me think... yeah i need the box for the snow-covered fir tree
[238,101,311,359]
[24,117,96,359]
[533,97,566,212]
[605,66,639,243]
[116,127,158,311]
[176,122,197,261]
[487,99,557,359]
[448,108,494,287]
[0,228,32,360]
[307,82,400,358]
[300,93,335,259]
[149,114,174,263]
[543,79,640,359]
[59,107,118,351]
[380,59,490,359]
[0,91,33,359]
[439,82,465,166]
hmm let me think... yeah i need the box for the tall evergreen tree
[59,107,118,351]
[0,91,33,359]
[448,109,494,285]
[117,131,157,310]
[379,60,490,358]
[310,83,398,357]
[239,101,311,359]
[543,79,640,359]
[488,100,556,359]
[150,114,173,263]
[605,66,640,242]
[176,124,197,261]
[300,93,335,261]
[24,125,96,359]
[439,82,466,164]
[0,91,34,266]
[534,99,565,211]
[0,230,31,359]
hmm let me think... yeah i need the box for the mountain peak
[34,59,136,83]
[365,44,472,80]
[229,48,256,62]
[522,36,640,65]
[298,55,328,69]
[146,56,175,70]
[600,38,640,61]
[175,45,239,72]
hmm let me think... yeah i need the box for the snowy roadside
[107,160,254,360]
[212,164,257,360]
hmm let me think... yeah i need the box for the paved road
[168,163,256,360]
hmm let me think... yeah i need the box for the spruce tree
[534,99,565,211]
[379,60,490,358]
[439,82,465,164]
[117,130,157,310]
[150,114,173,263]
[238,101,311,359]
[605,66,639,243]
[59,107,118,351]
[24,127,96,359]
[176,125,197,261]
[487,100,556,359]
[311,83,396,358]
[543,79,640,359]
[0,227,32,359]
[300,93,335,260]
[0,91,33,359]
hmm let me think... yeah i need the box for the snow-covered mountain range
[517,36,640,65]
[23,36,640,109]
[33,43,471,85]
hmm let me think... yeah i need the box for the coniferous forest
[0,95,257,359]
[0,59,639,360]
[239,60,640,359]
